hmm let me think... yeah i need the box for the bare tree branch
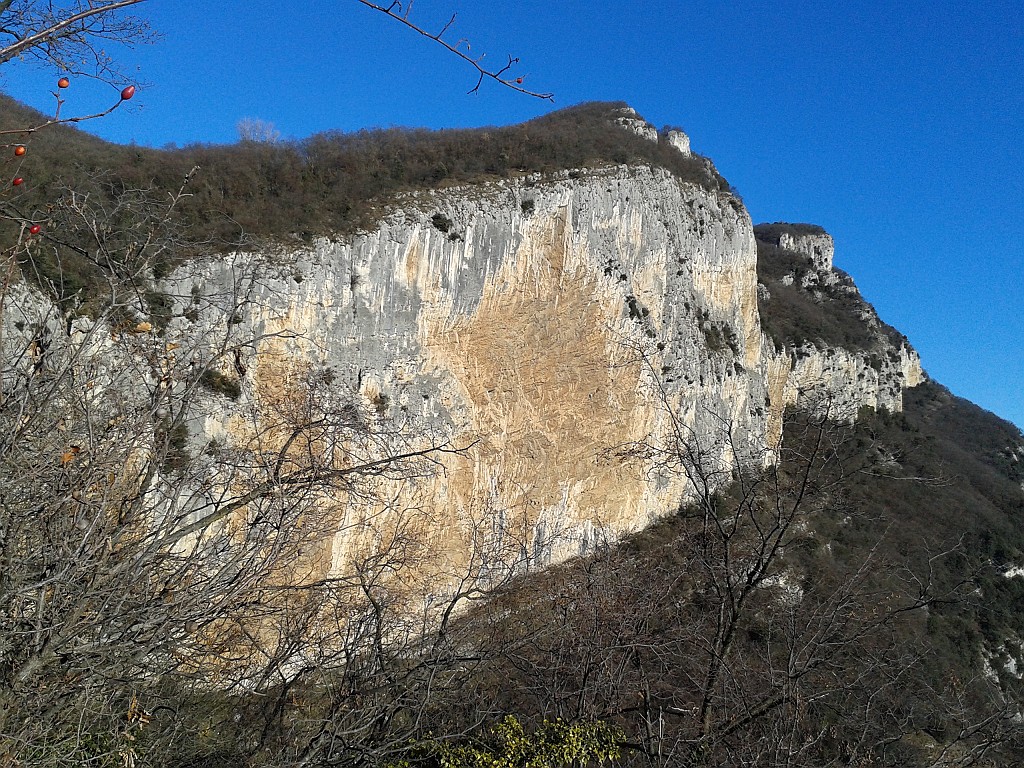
[0,95,130,137]
[0,0,150,78]
[355,0,554,100]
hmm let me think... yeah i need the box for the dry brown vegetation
[4,30,1024,760]
[754,226,908,353]
[1,94,732,307]
[434,394,1024,767]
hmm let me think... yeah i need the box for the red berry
[515,77,524,84]
[12,177,24,186]
[57,77,70,89]
[14,145,26,157]
[29,225,41,235]
[120,85,136,101]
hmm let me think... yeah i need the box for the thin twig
[355,0,553,100]
[0,97,129,137]
[0,0,147,66]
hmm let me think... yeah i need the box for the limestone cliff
[165,114,922,580]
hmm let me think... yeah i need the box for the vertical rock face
[784,344,923,420]
[753,222,923,422]
[0,108,913,602]
[0,107,928,650]
[666,130,692,157]
[755,223,835,271]
[175,147,921,578]
[779,230,834,271]
[188,164,770,566]
[2,107,925,593]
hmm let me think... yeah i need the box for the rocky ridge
[0,107,925,592]
[168,111,923,579]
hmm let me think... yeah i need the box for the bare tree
[0,164,492,765]
[0,2,558,764]
[1,1,550,98]
[440,398,1023,768]
[0,0,151,79]
[237,117,282,144]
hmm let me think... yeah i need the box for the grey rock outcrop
[666,129,692,157]
[779,230,834,271]
[612,106,659,143]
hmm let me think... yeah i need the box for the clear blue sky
[2,1,1022,430]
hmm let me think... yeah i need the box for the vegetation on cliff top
[6,93,1024,764]
[1,94,731,304]
[9,5,1023,767]
[751,221,828,242]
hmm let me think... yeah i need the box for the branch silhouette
[356,1,554,100]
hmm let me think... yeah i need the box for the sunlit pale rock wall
[779,230,834,271]
[174,125,922,579]
[184,164,764,567]
[2,167,923,587]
